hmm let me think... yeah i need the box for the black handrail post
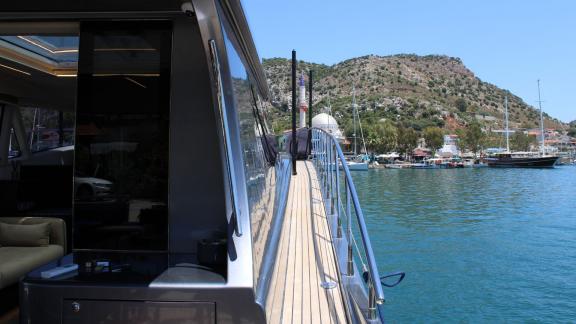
[308,70,313,127]
[308,69,313,157]
[291,50,297,175]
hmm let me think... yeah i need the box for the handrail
[255,156,292,305]
[310,127,385,318]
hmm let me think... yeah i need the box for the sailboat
[484,82,559,168]
[347,85,369,171]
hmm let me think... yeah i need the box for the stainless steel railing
[310,127,385,321]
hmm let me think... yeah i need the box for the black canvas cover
[286,127,310,160]
[261,134,278,165]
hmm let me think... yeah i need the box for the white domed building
[312,113,345,142]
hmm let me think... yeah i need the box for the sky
[243,0,576,123]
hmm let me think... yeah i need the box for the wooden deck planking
[309,162,347,323]
[307,159,347,323]
[301,172,312,324]
[266,161,347,324]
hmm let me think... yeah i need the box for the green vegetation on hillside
[568,120,576,137]
[262,55,567,153]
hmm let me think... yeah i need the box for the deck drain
[321,281,337,289]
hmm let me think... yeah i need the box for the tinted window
[0,32,78,220]
[73,22,171,251]
[20,107,75,154]
[221,22,276,283]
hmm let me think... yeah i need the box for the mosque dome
[312,113,344,139]
[312,113,339,129]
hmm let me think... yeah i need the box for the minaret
[298,72,308,128]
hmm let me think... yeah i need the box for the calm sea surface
[351,166,576,323]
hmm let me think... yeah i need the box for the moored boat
[483,152,559,167]
[484,91,559,168]
[347,160,370,170]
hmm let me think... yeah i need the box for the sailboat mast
[537,79,545,155]
[327,91,332,115]
[327,91,334,131]
[505,95,510,152]
[352,85,357,155]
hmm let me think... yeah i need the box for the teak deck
[266,161,347,323]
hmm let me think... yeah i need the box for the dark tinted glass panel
[220,19,276,284]
[19,107,75,154]
[73,22,171,251]
[0,32,77,244]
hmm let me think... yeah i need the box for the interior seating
[0,217,66,289]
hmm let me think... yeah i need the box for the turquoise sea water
[351,166,576,323]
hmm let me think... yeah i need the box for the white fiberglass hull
[346,161,369,171]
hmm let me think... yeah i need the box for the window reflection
[0,33,77,224]
[0,35,78,76]
[19,107,75,154]
[73,22,171,251]
[221,23,277,283]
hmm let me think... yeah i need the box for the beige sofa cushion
[0,222,50,247]
[0,217,66,250]
[0,245,64,289]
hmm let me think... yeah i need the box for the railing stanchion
[317,132,320,167]
[328,143,335,215]
[319,134,322,182]
[321,134,324,172]
[324,135,329,199]
[321,133,325,172]
[346,181,353,276]
[310,127,386,321]
[325,136,329,199]
[320,134,323,185]
[314,132,317,163]
[311,131,314,162]
[368,277,377,320]
[336,150,342,238]
[315,131,318,166]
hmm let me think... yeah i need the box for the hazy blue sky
[243,0,575,122]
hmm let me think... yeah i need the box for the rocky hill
[262,55,566,134]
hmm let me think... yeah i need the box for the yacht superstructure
[0,1,392,323]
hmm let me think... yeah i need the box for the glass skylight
[0,35,78,76]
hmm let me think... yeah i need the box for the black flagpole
[291,50,297,175]
[308,70,313,128]
[308,69,313,156]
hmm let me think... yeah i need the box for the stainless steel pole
[346,181,353,276]
[336,149,342,238]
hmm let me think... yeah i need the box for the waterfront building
[438,134,460,157]
[412,147,432,161]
